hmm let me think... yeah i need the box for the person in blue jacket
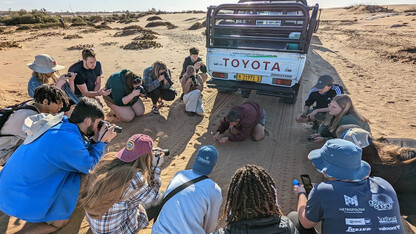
[0,97,117,233]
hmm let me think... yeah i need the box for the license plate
[237,74,262,82]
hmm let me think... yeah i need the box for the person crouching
[181,65,206,117]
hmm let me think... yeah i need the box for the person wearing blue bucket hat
[289,139,404,234]
[152,145,222,234]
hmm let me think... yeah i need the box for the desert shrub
[114,26,158,37]
[147,16,162,21]
[101,41,119,46]
[85,15,103,23]
[346,5,396,13]
[145,21,178,29]
[0,41,21,50]
[95,22,112,29]
[16,25,31,30]
[79,28,99,34]
[132,32,158,40]
[188,21,206,30]
[64,34,83,39]
[67,44,94,51]
[0,9,59,26]
[121,40,162,50]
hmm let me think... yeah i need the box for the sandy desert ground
[0,4,415,233]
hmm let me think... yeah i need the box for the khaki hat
[22,112,64,144]
[27,54,65,73]
[340,128,373,149]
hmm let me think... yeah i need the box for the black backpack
[0,100,39,137]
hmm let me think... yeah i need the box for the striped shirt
[86,166,161,234]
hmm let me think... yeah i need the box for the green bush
[0,9,59,26]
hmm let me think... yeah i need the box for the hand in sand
[213,132,221,142]
[218,137,229,144]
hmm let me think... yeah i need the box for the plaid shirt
[142,66,172,93]
[86,166,161,234]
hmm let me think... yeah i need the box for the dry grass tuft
[0,41,21,50]
[64,34,83,39]
[100,42,119,46]
[67,44,94,51]
[145,21,178,29]
[147,16,162,21]
[121,40,162,50]
[188,21,206,30]
[114,25,158,37]
[132,32,158,41]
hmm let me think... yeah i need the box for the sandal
[157,100,165,108]
[152,106,159,114]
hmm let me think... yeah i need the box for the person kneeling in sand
[80,134,164,234]
[180,47,209,82]
[180,65,207,117]
[213,102,266,144]
[0,98,117,233]
[103,70,146,122]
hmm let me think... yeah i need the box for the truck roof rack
[206,1,319,53]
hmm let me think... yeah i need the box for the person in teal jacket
[310,94,370,143]
[0,98,117,233]
[103,70,146,122]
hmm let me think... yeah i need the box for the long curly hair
[325,94,369,133]
[222,164,283,223]
[32,71,60,85]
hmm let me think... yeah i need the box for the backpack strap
[161,175,209,207]
[0,102,39,137]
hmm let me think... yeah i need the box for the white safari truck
[206,0,320,103]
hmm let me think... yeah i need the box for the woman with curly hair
[213,164,298,234]
[310,94,370,143]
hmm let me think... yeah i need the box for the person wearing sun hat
[152,145,222,234]
[290,139,404,234]
[80,134,165,234]
[27,54,79,108]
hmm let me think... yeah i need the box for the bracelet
[298,192,307,198]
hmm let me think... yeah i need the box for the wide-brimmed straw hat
[308,139,370,181]
[27,54,65,73]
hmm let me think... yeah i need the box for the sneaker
[152,106,159,114]
[186,111,195,117]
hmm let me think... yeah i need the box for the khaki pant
[183,90,204,115]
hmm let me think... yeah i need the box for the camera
[135,85,147,95]
[162,71,174,86]
[190,75,198,86]
[98,120,122,133]
[152,148,170,157]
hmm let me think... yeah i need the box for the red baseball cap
[115,134,153,162]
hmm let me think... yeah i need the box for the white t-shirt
[152,170,222,234]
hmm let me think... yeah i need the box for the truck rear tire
[217,88,236,94]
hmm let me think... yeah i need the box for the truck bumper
[207,78,299,99]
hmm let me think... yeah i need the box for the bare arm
[77,84,111,98]
[94,76,102,91]
[294,186,318,229]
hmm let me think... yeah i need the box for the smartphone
[300,174,313,196]
[307,137,315,142]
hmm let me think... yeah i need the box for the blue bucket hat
[308,139,370,181]
[192,145,219,175]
